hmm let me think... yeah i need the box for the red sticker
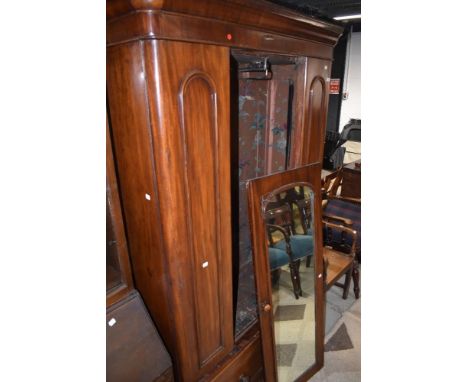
[226,33,232,41]
[329,79,340,94]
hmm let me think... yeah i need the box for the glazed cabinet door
[107,40,233,381]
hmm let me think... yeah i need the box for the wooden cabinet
[107,40,233,380]
[205,330,263,382]
[106,1,342,381]
[107,292,174,382]
[106,118,133,307]
[341,160,361,199]
[107,117,174,381]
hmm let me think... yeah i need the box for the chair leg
[352,261,360,299]
[306,255,312,267]
[295,260,303,297]
[289,263,300,299]
[342,267,352,299]
[271,269,281,286]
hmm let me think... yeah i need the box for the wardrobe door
[290,58,331,167]
[144,40,234,380]
[107,41,175,356]
[108,39,233,380]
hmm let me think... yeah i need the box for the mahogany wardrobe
[106,1,343,381]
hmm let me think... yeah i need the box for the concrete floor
[310,290,361,382]
[309,168,361,381]
[271,261,361,382]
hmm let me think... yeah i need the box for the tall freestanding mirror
[247,164,324,382]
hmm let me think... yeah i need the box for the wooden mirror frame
[246,163,324,382]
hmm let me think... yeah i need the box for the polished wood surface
[341,160,361,199]
[323,248,353,288]
[146,39,234,375]
[247,164,325,382]
[106,117,134,307]
[182,73,226,364]
[107,11,336,59]
[107,40,178,362]
[289,58,331,168]
[107,0,342,37]
[107,0,342,52]
[107,291,174,382]
[322,221,360,299]
[108,39,234,380]
[202,327,263,382]
[302,59,332,166]
[106,0,343,380]
[321,169,343,200]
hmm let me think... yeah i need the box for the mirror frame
[246,163,324,382]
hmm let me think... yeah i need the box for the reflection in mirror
[232,50,302,338]
[262,184,315,382]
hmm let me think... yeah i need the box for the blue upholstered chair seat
[274,235,314,259]
[268,247,290,270]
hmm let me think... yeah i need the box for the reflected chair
[264,202,314,299]
[279,186,314,268]
[322,168,361,263]
[267,225,301,299]
[322,220,360,299]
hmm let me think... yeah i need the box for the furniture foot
[289,263,300,299]
[343,267,352,299]
[352,263,360,299]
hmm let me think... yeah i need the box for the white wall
[339,31,361,131]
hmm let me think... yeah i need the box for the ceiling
[266,0,361,29]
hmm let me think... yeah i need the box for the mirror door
[231,50,306,339]
[246,164,324,382]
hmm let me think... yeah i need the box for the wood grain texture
[180,73,224,365]
[323,248,353,287]
[106,2,340,379]
[109,39,235,380]
[141,39,234,379]
[106,115,134,307]
[201,328,264,382]
[107,291,174,382]
[290,57,331,168]
[107,11,336,60]
[246,163,325,382]
[107,0,343,46]
[288,57,307,169]
[341,160,361,199]
[107,40,177,361]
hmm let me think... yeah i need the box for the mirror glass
[261,183,315,381]
[231,50,303,338]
